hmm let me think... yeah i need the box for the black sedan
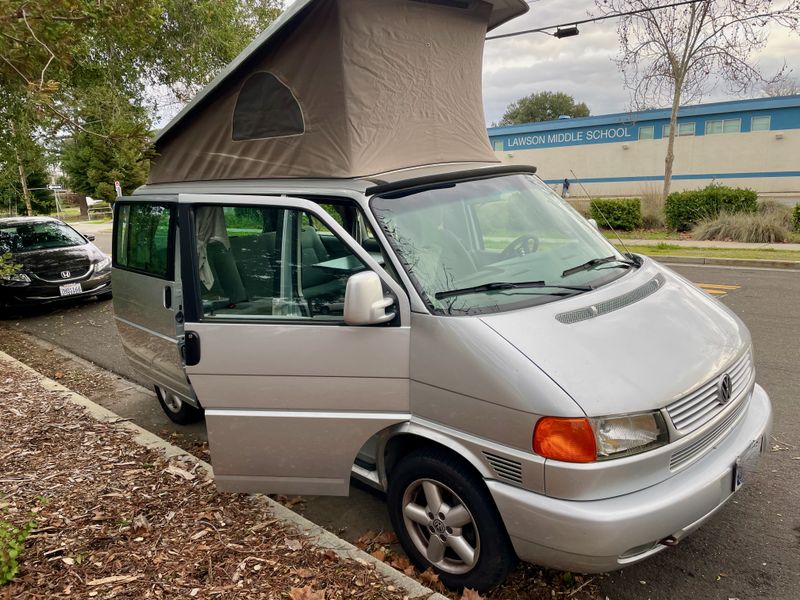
[0,217,112,310]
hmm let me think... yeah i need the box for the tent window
[232,72,304,141]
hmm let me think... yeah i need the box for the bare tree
[596,0,800,198]
[764,76,800,96]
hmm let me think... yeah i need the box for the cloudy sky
[481,0,800,125]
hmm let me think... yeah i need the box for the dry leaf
[373,531,398,545]
[132,514,151,531]
[370,548,387,562]
[285,538,302,551]
[355,530,377,549]
[54,371,65,379]
[294,567,314,578]
[461,589,484,600]
[288,585,325,600]
[165,464,196,481]
[420,567,442,588]
[87,575,141,586]
[389,555,412,571]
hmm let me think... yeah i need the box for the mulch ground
[0,361,409,600]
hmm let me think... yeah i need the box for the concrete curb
[646,255,800,269]
[0,350,446,600]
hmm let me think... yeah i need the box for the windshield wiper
[561,255,636,278]
[434,280,593,300]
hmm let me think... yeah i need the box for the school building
[487,95,800,199]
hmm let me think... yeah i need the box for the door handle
[163,285,172,309]
[184,331,201,366]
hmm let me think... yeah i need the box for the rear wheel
[156,386,203,425]
[387,449,516,591]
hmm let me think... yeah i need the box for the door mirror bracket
[344,271,395,326]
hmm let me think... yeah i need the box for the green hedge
[793,204,800,232]
[589,198,642,231]
[665,185,758,231]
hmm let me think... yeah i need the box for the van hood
[479,260,750,417]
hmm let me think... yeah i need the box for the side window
[114,203,173,279]
[195,205,368,321]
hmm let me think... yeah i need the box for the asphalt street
[2,262,798,599]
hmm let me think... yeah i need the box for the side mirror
[84,233,96,241]
[344,271,395,326]
[587,218,599,230]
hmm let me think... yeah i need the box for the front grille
[669,397,749,470]
[35,262,91,282]
[556,274,665,324]
[483,452,523,485]
[666,350,754,434]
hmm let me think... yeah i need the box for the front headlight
[0,272,31,285]
[590,412,668,459]
[95,256,112,271]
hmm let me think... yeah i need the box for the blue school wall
[487,96,800,196]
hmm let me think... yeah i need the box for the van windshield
[371,174,634,315]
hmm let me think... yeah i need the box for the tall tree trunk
[662,82,683,200]
[14,146,33,216]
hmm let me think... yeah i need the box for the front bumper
[0,272,112,306]
[488,384,772,573]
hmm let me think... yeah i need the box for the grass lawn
[603,229,800,243]
[612,242,800,262]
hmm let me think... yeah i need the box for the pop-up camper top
[149,0,530,184]
[114,0,771,592]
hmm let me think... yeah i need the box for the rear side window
[115,203,174,279]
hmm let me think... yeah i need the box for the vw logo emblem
[60,270,71,279]
[717,373,733,405]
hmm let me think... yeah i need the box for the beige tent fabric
[149,0,501,184]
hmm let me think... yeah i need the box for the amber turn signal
[533,417,596,463]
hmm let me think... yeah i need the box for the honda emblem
[61,270,71,279]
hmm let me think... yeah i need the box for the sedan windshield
[0,221,87,253]
[371,174,633,315]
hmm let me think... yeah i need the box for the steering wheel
[499,234,540,260]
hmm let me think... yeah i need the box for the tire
[156,386,203,425]
[387,449,516,592]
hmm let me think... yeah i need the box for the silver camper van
[112,0,772,592]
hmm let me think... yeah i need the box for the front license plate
[733,438,761,491]
[59,283,82,297]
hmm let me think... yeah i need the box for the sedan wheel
[388,449,516,591]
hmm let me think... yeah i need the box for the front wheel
[156,386,203,425]
[387,449,516,591]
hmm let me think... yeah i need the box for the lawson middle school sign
[500,124,636,151]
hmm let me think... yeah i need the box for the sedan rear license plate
[733,438,761,491]
[59,283,82,296]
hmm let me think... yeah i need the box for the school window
[662,122,696,137]
[751,115,771,132]
[638,125,654,140]
[705,118,741,135]
[194,205,369,321]
[114,203,173,278]
[493,139,504,151]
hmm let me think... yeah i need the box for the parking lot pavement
[1,262,799,599]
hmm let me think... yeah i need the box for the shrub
[693,211,790,243]
[638,184,665,229]
[665,185,758,231]
[1,514,36,586]
[793,204,800,232]
[589,198,642,231]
